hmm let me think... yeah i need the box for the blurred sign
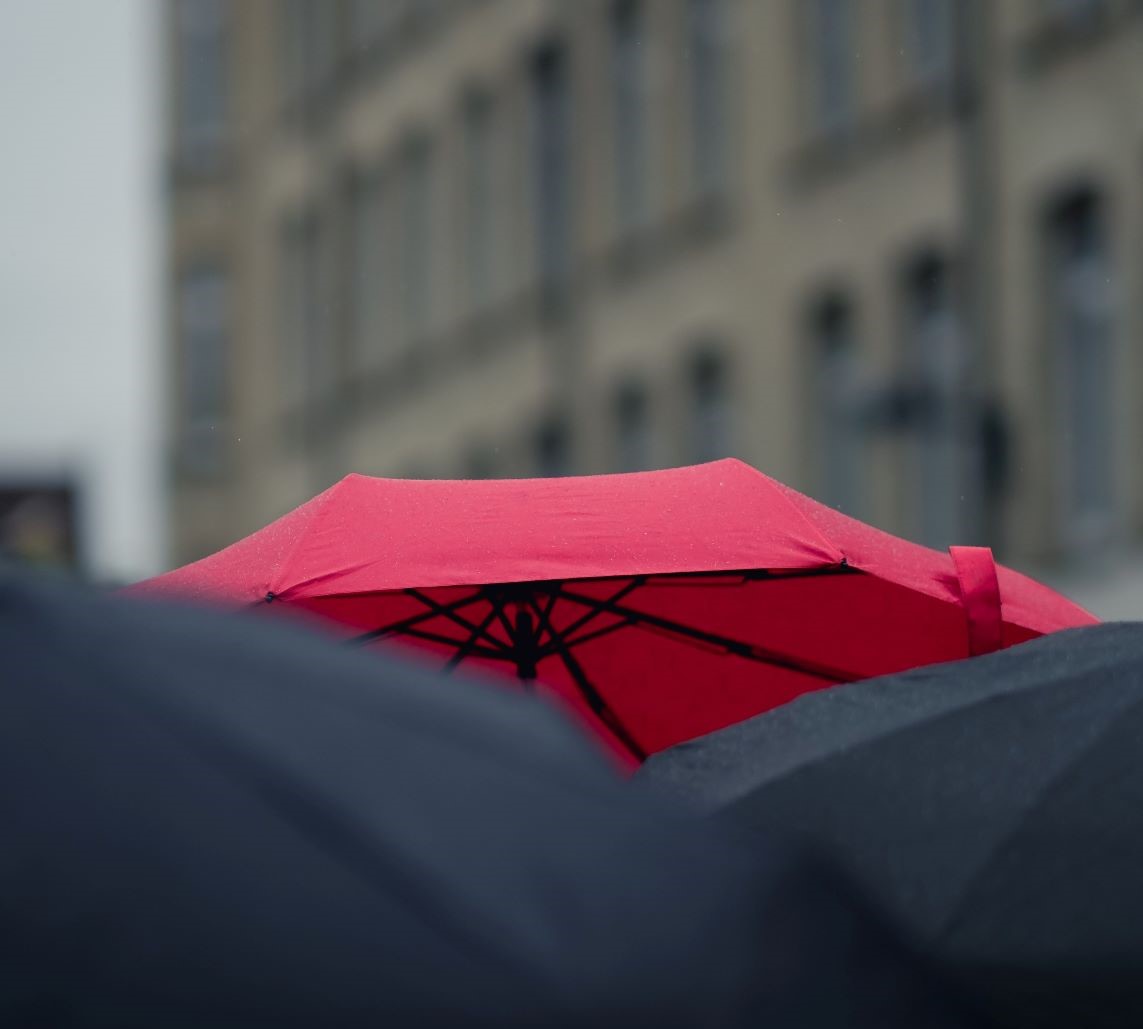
[0,482,79,569]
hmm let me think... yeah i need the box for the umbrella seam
[269,477,347,598]
[934,680,1143,944]
[713,666,1077,810]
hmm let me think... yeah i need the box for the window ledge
[1019,3,1128,73]
[168,143,234,186]
[786,82,957,194]
[600,189,734,289]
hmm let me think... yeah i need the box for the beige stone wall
[165,0,1143,576]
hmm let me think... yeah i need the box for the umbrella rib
[641,566,854,587]
[399,625,511,661]
[552,618,636,653]
[443,604,505,673]
[526,595,646,761]
[540,588,559,624]
[405,587,512,655]
[547,577,645,648]
[347,589,488,647]
[486,589,519,644]
[554,586,854,684]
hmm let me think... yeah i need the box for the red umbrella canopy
[130,460,1095,764]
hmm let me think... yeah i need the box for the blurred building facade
[165,0,1143,611]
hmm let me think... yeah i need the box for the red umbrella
[130,459,1095,764]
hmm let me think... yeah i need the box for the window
[690,352,733,462]
[279,212,329,414]
[344,169,387,371]
[615,383,652,472]
[903,0,951,85]
[348,0,404,52]
[805,0,854,135]
[399,136,434,341]
[1045,0,1103,25]
[903,255,963,548]
[531,42,572,290]
[811,297,863,516]
[174,0,227,159]
[687,0,727,196]
[1047,190,1115,549]
[463,446,498,480]
[611,0,647,232]
[463,90,497,310]
[279,0,340,103]
[536,418,572,477]
[177,263,228,471]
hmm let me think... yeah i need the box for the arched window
[903,252,964,548]
[1046,188,1115,550]
[810,295,863,516]
[689,351,733,463]
[614,382,652,472]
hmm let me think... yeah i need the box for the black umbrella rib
[554,586,853,684]
[487,591,520,645]
[348,589,488,646]
[398,625,510,661]
[552,617,635,653]
[544,568,851,653]
[405,587,512,656]
[546,577,645,649]
[527,595,646,761]
[443,604,506,673]
[639,566,854,586]
[539,587,559,625]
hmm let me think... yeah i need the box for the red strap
[949,545,1003,656]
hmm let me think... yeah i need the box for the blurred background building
[0,0,163,585]
[163,0,1143,615]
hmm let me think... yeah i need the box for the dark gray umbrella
[0,571,982,1028]
[639,623,1143,1028]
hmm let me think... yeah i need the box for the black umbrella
[639,623,1143,1029]
[0,572,982,1028]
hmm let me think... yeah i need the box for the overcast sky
[0,0,164,579]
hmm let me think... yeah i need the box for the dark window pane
[905,0,951,83]
[615,383,652,472]
[904,255,963,548]
[400,137,434,339]
[536,418,572,477]
[174,0,227,157]
[463,92,497,308]
[611,0,646,231]
[812,298,862,516]
[691,352,732,462]
[178,263,228,470]
[531,43,572,288]
[807,0,853,134]
[1048,191,1115,545]
[687,0,727,194]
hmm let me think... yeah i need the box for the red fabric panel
[128,461,842,603]
[286,570,970,759]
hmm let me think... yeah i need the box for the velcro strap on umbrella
[950,545,1003,656]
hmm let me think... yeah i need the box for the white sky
[0,0,164,580]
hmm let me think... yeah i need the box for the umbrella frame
[270,564,859,760]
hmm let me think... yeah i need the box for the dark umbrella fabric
[639,623,1143,1029]
[0,572,983,1028]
